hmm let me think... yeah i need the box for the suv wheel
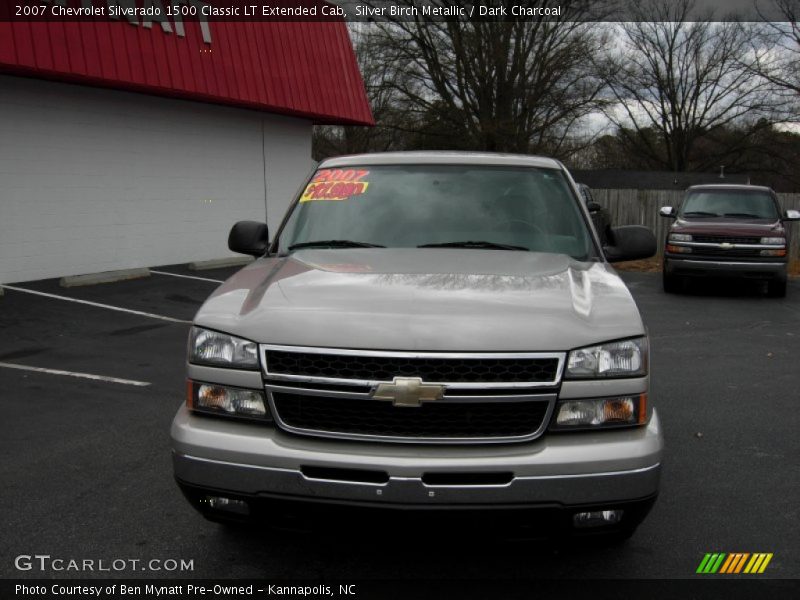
[766,279,787,298]
[662,272,681,294]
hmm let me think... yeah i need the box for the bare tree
[751,0,800,108]
[313,24,412,159]
[597,0,781,172]
[363,1,609,155]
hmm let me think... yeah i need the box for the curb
[60,268,151,288]
[188,256,254,271]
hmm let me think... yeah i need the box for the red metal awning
[0,8,374,125]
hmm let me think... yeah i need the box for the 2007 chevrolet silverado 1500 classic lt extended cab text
[171,152,663,539]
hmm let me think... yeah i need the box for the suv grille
[695,247,761,257]
[272,393,550,440]
[692,235,761,244]
[265,350,559,383]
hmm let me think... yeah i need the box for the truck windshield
[277,165,595,260]
[680,190,778,219]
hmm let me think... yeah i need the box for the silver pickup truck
[171,152,663,539]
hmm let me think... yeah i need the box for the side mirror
[587,201,602,213]
[659,206,676,218]
[604,225,657,263]
[228,221,269,257]
[784,209,800,221]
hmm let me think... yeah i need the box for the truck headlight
[187,381,270,420]
[668,233,692,242]
[189,327,259,369]
[565,337,648,379]
[551,394,647,430]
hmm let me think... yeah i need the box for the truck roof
[686,184,774,193]
[319,151,564,170]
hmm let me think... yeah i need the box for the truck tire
[766,279,787,298]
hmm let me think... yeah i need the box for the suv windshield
[680,190,778,219]
[277,165,595,260]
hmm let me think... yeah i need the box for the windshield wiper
[682,211,719,217]
[417,241,529,251]
[723,212,762,219]
[287,240,386,251]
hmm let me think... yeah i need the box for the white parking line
[151,270,224,283]
[0,285,191,324]
[0,362,150,386]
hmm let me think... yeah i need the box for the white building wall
[0,75,313,284]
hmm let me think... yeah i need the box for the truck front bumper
[171,406,662,527]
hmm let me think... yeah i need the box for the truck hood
[671,217,784,236]
[195,249,645,352]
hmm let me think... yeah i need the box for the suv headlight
[565,337,648,379]
[189,327,259,369]
[760,237,785,245]
[668,233,692,242]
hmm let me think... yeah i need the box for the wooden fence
[591,189,800,259]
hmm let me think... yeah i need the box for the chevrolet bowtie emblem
[720,242,734,249]
[371,377,445,407]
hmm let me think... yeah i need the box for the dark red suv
[660,185,799,297]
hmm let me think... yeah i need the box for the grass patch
[613,258,662,273]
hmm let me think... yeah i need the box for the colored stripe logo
[696,553,773,574]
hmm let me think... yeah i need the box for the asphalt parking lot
[1,267,799,581]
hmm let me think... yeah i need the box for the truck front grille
[265,350,560,384]
[261,345,563,444]
[271,392,551,441]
